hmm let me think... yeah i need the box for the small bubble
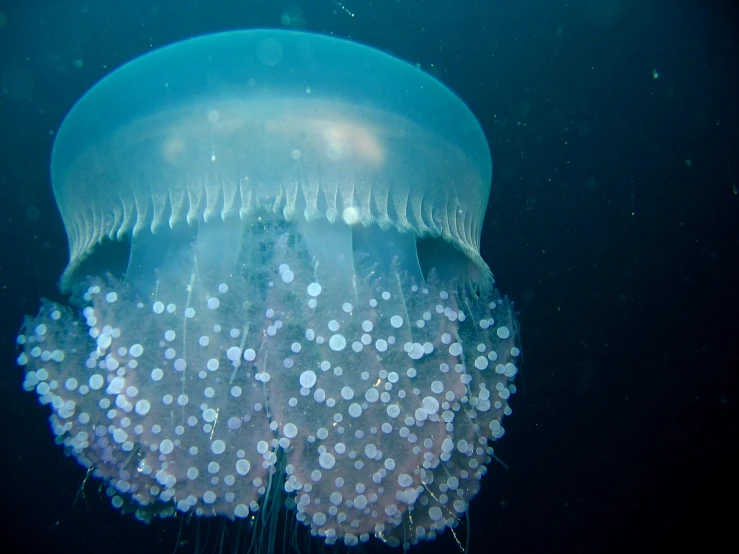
[25,206,40,222]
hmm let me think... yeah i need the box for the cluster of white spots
[16,233,520,548]
[261,275,518,543]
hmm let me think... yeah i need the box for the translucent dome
[51,29,492,291]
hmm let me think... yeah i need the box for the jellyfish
[16,30,519,549]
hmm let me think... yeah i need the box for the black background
[0,1,737,553]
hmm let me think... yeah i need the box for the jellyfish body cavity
[17,29,519,549]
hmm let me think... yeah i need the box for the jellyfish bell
[16,30,520,549]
